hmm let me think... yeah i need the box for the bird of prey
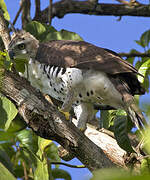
[8,30,146,130]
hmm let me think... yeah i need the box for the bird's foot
[61,89,74,112]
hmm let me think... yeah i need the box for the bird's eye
[18,43,25,50]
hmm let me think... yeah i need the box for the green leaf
[45,29,83,41]
[52,168,71,180]
[13,165,24,178]
[100,110,116,129]
[0,0,10,21]
[0,162,16,180]
[34,156,49,180]
[16,129,38,153]
[140,30,150,48]
[135,30,150,48]
[46,143,61,165]
[0,130,15,141]
[34,137,51,180]
[143,127,150,154]
[0,142,16,165]
[91,168,150,180]
[138,58,150,83]
[114,110,134,153]
[141,158,150,175]
[0,95,18,131]
[135,40,145,48]
[7,114,27,133]
[0,149,14,173]
[13,57,28,73]
[25,21,46,40]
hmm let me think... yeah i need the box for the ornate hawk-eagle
[8,30,146,130]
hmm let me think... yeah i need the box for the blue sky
[5,0,150,179]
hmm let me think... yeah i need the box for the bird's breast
[21,60,123,109]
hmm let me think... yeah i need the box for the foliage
[91,168,150,180]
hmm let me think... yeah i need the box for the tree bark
[33,0,150,23]
[1,70,127,171]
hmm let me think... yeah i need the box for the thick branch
[1,70,119,171]
[33,1,150,23]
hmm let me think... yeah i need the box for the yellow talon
[58,107,70,120]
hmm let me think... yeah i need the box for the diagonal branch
[33,0,150,23]
[1,70,117,171]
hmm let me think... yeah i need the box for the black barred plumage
[8,30,147,130]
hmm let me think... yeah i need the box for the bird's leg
[74,103,96,131]
[61,89,75,112]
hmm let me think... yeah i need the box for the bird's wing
[35,40,139,75]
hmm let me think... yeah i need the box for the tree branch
[119,52,150,57]
[34,0,41,20]
[21,0,31,28]
[33,0,150,23]
[1,70,118,171]
[0,9,11,50]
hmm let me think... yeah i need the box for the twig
[88,0,98,3]
[116,0,130,5]
[22,161,28,180]
[13,0,24,25]
[21,0,31,28]
[119,52,150,58]
[0,9,11,49]
[35,0,41,19]
[116,0,141,6]
[48,0,53,25]
[51,161,85,168]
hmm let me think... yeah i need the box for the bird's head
[8,30,39,60]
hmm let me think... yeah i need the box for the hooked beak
[8,50,15,59]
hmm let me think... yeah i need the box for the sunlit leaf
[45,29,83,41]
[34,156,49,180]
[91,168,150,180]
[143,127,150,154]
[0,0,10,21]
[16,129,38,153]
[38,137,52,152]
[141,158,150,175]
[0,95,18,131]
[0,162,16,180]
[138,59,150,83]
[25,21,46,40]
[34,137,51,180]
[100,110,116,129]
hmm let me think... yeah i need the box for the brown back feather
[35,40,145,95]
